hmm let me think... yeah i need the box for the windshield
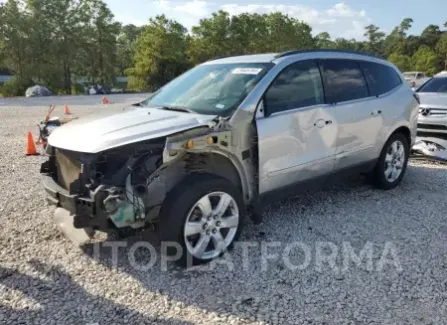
[417,77,447,93]
[141,62,273,116]
[403,72,417,79]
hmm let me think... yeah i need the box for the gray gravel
[1,95,447,325]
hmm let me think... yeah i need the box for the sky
[104,0,446,40]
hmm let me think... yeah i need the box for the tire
[371,133,409,190]
[159,174,245,267]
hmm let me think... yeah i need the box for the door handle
[371,110,382,116]
[314,119,332,128]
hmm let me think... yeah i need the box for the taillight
[413,93,420,104]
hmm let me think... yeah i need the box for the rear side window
[265,60,324,115]
[360,61,402,96]
[321,60,369,103]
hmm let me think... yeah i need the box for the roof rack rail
[274,49,384,60]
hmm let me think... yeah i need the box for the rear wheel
[160,174,244,267]
[371,133,409,190]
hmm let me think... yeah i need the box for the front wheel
[371,133,409,190]
[159,174,244,267]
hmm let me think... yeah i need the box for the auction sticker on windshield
[232,67,263,75]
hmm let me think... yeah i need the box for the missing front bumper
[53,207,94,246]
[41,173,109,230]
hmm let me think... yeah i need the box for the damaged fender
[412,137,447,163]
[142,123,257,221]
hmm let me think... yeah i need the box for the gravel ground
[1,95,447,325]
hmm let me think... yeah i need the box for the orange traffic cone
[64,104,71,115]
[25,132,39,155]
[101,96,110,104]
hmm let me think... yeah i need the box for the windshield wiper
[159,105,195,113]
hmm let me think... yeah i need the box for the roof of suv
[204,49,387,65]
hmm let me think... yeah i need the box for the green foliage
[126,15,189,91]
[315,32,335,49]
[412,45,440,75]
[116,24,144,75]
[1,2,447,92]
[420,24,442,49]
[71,83,85,95]
[188,11,314,64]
[364,24,386,56]
[388,53,412,71]
[0,78,34,97]
[0,0,120,94]
[436,33,447,69]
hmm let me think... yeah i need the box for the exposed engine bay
[40,116,258,239]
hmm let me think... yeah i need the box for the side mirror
[256,98,266,118]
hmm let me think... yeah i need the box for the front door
[256,60,337,194]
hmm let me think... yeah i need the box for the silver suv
[41,50,419,265]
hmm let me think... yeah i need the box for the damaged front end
[40,116,257,245]
[40,138,165,244]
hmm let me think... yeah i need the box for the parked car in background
[403,71,430,89]
[25,85,52,97]
[85,84,111,95]
[41,49,418,266]
[415,71,447,149]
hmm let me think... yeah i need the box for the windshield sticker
[215,104,225,109]
[232,68,263,75]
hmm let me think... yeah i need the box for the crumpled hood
[418,93,447,108]
[48,106,216,153]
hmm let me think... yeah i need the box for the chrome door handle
[314,119,332,128]
[314,119,326,128]
[371,110,382,116]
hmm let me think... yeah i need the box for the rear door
[256,60,337,194]
[320,59,381,170]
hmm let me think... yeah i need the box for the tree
[0,0,30,80]
[412,45,440,75]
[2,4,447,94]
[383,18,413,57]
[406,35,422,57]
[315,32,335,49]
[264,12,314,52]
[334,38,366,52]
[436,33,447,70]
[126,15,189,91]
[388,53,412,71]
[364,24,385,56]
[420,24,441,49]
[189,11,314,64]
[400,18,413,35]
[26,0,96,93]
[116,25,144,76]
[189,10,233,64]
[81,0,120,85]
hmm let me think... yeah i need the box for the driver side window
[264,60,324,115]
